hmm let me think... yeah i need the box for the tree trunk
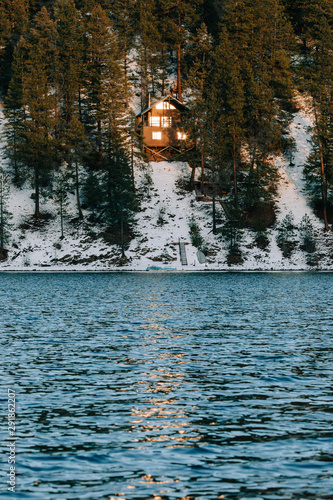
[75,159,83,219]
[34,167,40,218]
[97,119,102,155]
[60,198,64,239]
[78,88,83,121]
[190,165,196,191]
[161,44,166,96]
[213,194,216,234]
[314,104,329,230]
[233,127,238,207]
[201,148,204,195]
[177,41,182,102]
[120,214,125,257]
[177,8,182,102]
[318,136,329,231]
[131,141,135,192]
[124,45,129,108]
[0,192,3,252]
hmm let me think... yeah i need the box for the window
[156,102,176,110]
[149,116,160,126]
[161,116,172,127]
[178,132,186,140]
[152,132,161,140]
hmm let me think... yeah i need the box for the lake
[1,272,333,499]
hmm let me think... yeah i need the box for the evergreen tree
[135,0,160,110]
[154,0,173,96]
[156,0,204,102]
[54,168,70,239]
[4,41,26,186]
[82,3,137,234]
[126,110,148,191]
[0,1,11,48]
[84,4,124,160]
[54,0,86,218]
[5,8,59,217]
[65,116,88,219]
[221,0,294,205]
[110,0,136,107]
[101,148,135,256]
[0,0,29,90]
[22,45,59,217]
[184,23,213,192]
[276,212,297,257]
[209,27,244,205]
[82,170,103,219]
[300,0,333,229]
[54,0,84,127]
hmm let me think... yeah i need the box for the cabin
[136,95,189,161]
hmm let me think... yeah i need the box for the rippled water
[1,272,333,500]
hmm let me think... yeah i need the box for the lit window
[149,116,160,126]
[156,102,176,110]
[161,116,172,127]
[152,132,161,140]
[178,132,186,140]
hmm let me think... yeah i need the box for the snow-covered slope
[1,100,333,271]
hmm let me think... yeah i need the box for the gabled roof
[136,95,186,117]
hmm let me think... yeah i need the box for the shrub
[188,216,203,249]
[255,230,270,250]
[300,214,316,253]
[276,212,297,258]
[157,206,166,226]
[222,205,243,252]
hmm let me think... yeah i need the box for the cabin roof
[136,95,186,117]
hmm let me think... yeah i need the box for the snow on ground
[1,98,333,272]
[277,101,316,225]
[128,161,226,271]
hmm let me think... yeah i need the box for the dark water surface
[1,272,333,500]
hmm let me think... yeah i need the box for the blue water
[1,272,333,499]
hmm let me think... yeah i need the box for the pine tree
[135,0,160,110]
[156,0,204,102]
[209,27,245,206]
[0,1,11,47]
[54,0,86,218]
[154,0,172,96]
[54,0,84,127]
[22,46,59,217]
[300,0,333,229]
[4,41,26,186]
[5,8,59,217]
[82,3,137,236]
[221,0,294,204]
[110,0,136,107]
[184,23,213,193]
[0,0,29,90]
[82,171,103,219]
[126,110,148,191]
[54,168,70,239]
[65,116,88,219]
[84,4,124,160]
[99,95,136,247]
[101,148,135,256]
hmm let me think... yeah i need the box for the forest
[0,0,333,258]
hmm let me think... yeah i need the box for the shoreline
[0,268,332,273]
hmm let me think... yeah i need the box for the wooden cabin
[136,95,188,161]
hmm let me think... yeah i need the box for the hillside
[1,98,333,272]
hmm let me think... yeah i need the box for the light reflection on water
[1,272,333,499]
